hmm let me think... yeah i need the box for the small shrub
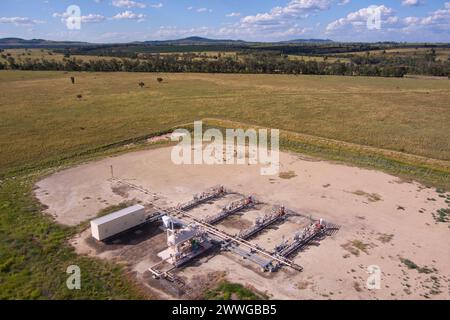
[400,258,418,270]
[0,258,14,273]
[418,266,433,274]
[377,233,394,243]
[204,281,265,300]
[353,190,382,202]
[279,171,297,179]
[400,258,433,274]
[353,281,362,292]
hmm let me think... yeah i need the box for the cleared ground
[36,145,450,299]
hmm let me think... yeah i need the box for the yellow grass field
[1,71,449,176]
[0,70,449,300]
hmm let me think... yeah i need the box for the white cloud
[327,2,450,33]
[0,17,44,26]
[112,0,146,9]
[401,0,423,7]
[420,7,450,26]
[325,2,450,41]
[150,3,163,9]
[53,12,105,24]
[112,10,145,21]
[241,0,332,27]
[185,0,334,41]
[88,16,105,24]
[82,14,106,23]
[150,23,313,41]
[326,5,395,32]
[197,8,213,13]
[402,16,420,25]
[400,3,450,33]
[338,0,350,5]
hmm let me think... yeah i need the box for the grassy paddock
[0,49,120,64]
[196,119,450,190]
[1,71,449,178]
[0,70,449,299]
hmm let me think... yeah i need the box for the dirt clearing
[35,146,450,299]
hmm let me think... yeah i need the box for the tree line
[1,51,449,77]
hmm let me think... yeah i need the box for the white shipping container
[90,204,146,241]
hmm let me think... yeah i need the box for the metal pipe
[111,178,298,269]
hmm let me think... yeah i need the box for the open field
[332,47,450,62]
[0,70,449,300]
[1,71,449,178]
[0,49,348,66]
[0,49,119,63]
[288,54,350,63]
[36,145,450,299]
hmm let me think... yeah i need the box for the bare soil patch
[36,146,450,299]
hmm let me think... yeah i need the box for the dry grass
[279,171,297,179]
[0,71,449,179]
[332,47,450,62]
[353,281,363,292]
[0,49,119,63]
[288,55,350,63]
[342,240,373,256]
[377,233,394,243]
[296,280,312,290]
[352,190,383,202]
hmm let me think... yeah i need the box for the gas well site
[35,145,450,300]
[2,2,450,303]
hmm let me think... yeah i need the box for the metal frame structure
[205,196,254,225]
[109,177,339,277]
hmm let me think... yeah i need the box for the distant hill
[282,38,334,44]
[0,38,90,48]
[142,36,248,45]
[0,36,334,49]
[142,36,333,45]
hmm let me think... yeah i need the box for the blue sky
[0,0,449,42]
